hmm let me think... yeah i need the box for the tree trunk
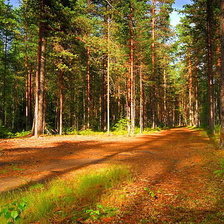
[220,0,224,148]
[206,0,215,132]
[129,4,135,135]
[139,63,143,133]
[188,57,194,126]
[107,15,110,135]
[25,59,33,130]
[151,0,156,128]
[86,47,91,129]
[163,69,167,126]
[33,21,46,137]
[101,65,107,131]
[3,35,8,126]
[59,71,63,135]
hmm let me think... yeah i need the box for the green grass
[0,165,131,224]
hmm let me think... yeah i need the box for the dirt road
[0,128,223,223]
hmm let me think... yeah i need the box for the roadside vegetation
[0,165,131,224]
[0,119,165,139]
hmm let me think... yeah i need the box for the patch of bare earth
[0,128,224,223]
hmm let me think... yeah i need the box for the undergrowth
[0,127,31,139]
[0,165,131,223]
[66,127,163,136]
[1,119,165,139]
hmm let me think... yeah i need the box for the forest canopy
[1,0,224,145]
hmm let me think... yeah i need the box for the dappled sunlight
[0,128,214,193]
[0,128,223,223]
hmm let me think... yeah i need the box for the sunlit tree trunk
[151,0,156,129]
[139,63,143,133]
[33,19,46,137]
[188,57,194,126]
[129,4,135,135]
[86,47,91,129]
[59,71,63,135]
[107,14,110,135]
[163,69,167,126]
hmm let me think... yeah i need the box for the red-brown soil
[0,128,224,223]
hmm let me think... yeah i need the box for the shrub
[0,126,14,139]
[112,119,130,132]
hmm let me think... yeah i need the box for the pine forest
[0,1,224,223]
[0,0,223,139]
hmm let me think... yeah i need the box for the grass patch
[0,165,131,223]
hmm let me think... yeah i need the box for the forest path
[0,128,179,193]
[0,128,223,223]
[109,128,224,224]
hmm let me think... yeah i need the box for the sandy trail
[0,129,177,192]
[0,128,211,192]
[0,128,223,223]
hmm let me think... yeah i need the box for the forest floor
[0,128,224,223]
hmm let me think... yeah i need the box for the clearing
[0,128,224,223]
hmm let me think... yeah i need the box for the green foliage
[78,129,104,136]
[0,199,27,224]
[65,128,105,136]
[0,126,14,138]
[0,127,31,139]
[214,159,224,177]
[143,187,158,199]
[143,127,162,134]
[14,131,31,138]
[64,128,78,135]
[112,119,129,133]
[0,165,131,223]
[83,204,117,221]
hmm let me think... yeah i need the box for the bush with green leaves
[0,199,27,224]
[112,119,130,132]
[0,126,14,138]
[14,131,31,138]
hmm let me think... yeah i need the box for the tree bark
[151,0,156,128]
[3,35,8,126]
[25,32,33,130]
[139,63,143,133]
[129,4,135,135]
[163,69,167,126]
[206,0,215,132]
[107,14,110,135]
[101,60,107,131]
[86,47,91,129]
[59,71,63,135]
[33,21,47,137]
[220,0,224,148]
[188,56,194,126]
